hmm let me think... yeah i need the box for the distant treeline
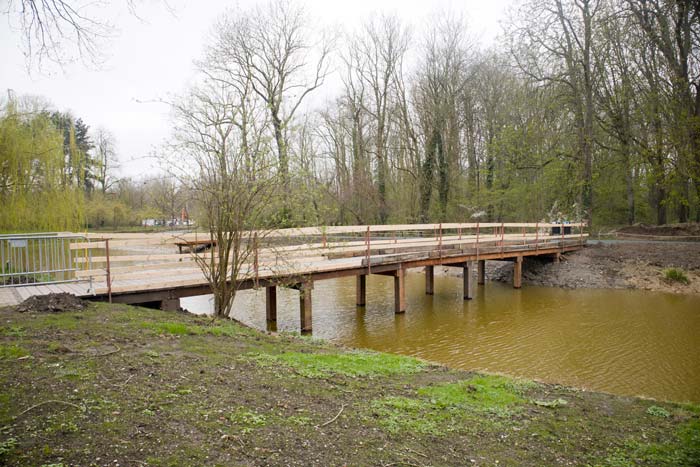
[3,1,699,232]
[0,94,193,233]
[164,0,700,229]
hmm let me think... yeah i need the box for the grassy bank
[0,303,698,466]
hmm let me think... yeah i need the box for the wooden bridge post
[477,260,486,285]
[394,267,406,314]
[463,262,473,300]
[513,256,523,289]
[425,265,434,295]
[160,298,180,312]
[265,286,277,322]
[299,281,313,333]
[356,274,366,306]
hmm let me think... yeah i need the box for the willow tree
[0,94,84,232]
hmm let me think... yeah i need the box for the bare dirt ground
[488,241,700,294]
[615,222,700,240]
[1,303,698,466]
[15,293,88,313]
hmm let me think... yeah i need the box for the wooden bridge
[0,223,587,332]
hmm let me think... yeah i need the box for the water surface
[183,272,700,403]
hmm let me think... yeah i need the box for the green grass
[369,375,533,436]
[250,350,426,378]
[600,418,700,466]
[140,320,249,338]
[142,322,192,335]
[418,375,529,411]
[647,405,671,418]
[663,267,690,284]
[0,344,28,359]
[227,408,268,434]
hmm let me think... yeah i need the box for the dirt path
[487,241,700,294]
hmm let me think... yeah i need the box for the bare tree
[211,0,331,224]
[147,177,181,223]
[414,15,472,221]
[3,0,114,70]
[625,0,700,222]
[508,0,602,226]
[169,81,279,318]
[348,14,410,222]
[93,127,119,193]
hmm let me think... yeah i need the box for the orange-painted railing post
[105,238,112,303]
[254,232,259,287]
[365,226,371,275]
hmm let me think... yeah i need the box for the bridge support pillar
[299,282,313,333]
[425,266,434,295]
[513,256,523,289]
[394,268,406,314]
[463,262,473,300]
[356,275,366,306]
[160,298,180,312]
[477,260,486,285]
[265,286,277,322]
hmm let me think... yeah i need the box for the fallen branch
[118,374,135,387]
[404,447,428,459]
[95,345,121,357]
[317,403,346,428]
[15,400,85,419]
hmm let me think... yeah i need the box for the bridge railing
[0,233,92,287]
[63,222,586,296]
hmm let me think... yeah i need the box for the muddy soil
[486,242,700,294]
[616,222,700,240]
[0,303,698,467]
[15,292,88,313]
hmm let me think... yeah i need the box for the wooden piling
[394,268,406,314]
[160,298,180,311]
[513,256,523,289]
[463,262,473,300]
[477,260,486,285]
[265,286,277,322]
[356,274,366,306]
[299,282,313,333]
[425,265,434,295]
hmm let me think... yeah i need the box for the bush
[663,268,689,285]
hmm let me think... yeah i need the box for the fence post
[366,226,371,275]
[500,222,505,255]
[254,232,259,287]
[561,221,565,250]
[105,238,112,303]
[476,222,480,260]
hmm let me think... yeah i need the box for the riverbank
[486,241,700,294]
[1,302,698,466]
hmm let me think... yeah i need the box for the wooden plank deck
[1,223,587,313]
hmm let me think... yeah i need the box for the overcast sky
[0,0,515,178]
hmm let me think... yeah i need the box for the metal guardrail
[0,233,91,287]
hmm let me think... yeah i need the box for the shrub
[663,268,689,285]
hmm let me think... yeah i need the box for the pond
[182,271,700,403]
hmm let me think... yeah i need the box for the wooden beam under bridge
[28,222,588,333]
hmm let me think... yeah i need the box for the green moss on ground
[0,302,697,467]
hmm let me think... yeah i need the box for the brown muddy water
[181,271,700,403]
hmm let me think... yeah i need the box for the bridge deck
[1,223,587,330]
